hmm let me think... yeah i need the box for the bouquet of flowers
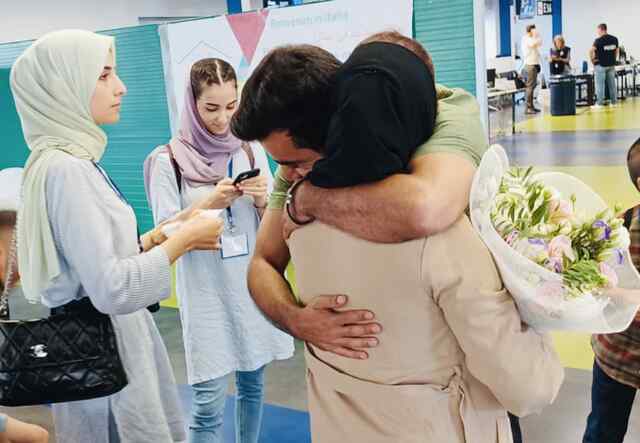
[470,146,640,333]
[492,166,629,298]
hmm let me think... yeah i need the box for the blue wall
[227,0,242,14]
[552,0,562,37]
[499,0,512,56]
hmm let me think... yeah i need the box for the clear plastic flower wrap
[470,145,640,332]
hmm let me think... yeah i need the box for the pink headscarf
[144,73,241,197]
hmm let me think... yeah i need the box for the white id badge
[221,233,249,259]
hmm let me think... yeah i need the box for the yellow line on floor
[517,99,640,133]
[160,266,179,309]
[551,332,594,370]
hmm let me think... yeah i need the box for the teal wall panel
[0,68,29,169]
[100,25,172,232]
[0,26,171,233]
[0,41,34,171]
[414,0,477,95]
[0,41,31,68]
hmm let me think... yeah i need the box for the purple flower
[544,257,564,273]
[529,238,547,247]
[593,220,612,240]
[553,259,563,273]
[615,248,625,265]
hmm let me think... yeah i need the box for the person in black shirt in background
[590,23,619,107]
[550,35,571,75]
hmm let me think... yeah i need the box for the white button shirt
[522,34,542,66]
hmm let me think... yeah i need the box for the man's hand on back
[289,294,382,360]
[248,207,382,360]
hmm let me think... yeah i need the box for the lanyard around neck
[226,158,235,231]
[93,163,130,206]
[93,162,142,251]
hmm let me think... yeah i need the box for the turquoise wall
[414,0,477,95]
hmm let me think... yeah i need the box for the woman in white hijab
[10,29,224,443]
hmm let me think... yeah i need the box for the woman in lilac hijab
[144,59,294,443]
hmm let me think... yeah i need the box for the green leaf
[518,207,527,220]
[524,166,533,182]
[532,201,548,225]
[528,192,538,211]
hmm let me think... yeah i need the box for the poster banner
[163,0,412,128]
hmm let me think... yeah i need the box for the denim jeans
[583,361,636,443]
[190,366,265,443]
[595,65,617,105]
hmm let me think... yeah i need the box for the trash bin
[549,75,576,116]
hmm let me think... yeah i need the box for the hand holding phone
[205,178,242,210]
[235,171,268,208]
[233,168,261,186]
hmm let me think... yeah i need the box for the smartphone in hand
[233,168,261,186]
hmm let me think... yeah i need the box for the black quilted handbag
[0,235,128,407]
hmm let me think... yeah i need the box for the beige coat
[289,216,564,443]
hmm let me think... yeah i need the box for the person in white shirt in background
[522,24,543,114]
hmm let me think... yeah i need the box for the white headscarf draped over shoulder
[10,29,114,302]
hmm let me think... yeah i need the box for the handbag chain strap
[0,227,18,319]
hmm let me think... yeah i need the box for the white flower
[549,198,574,224]
[548,235,576,262]
[558,220,573,235]
[514,238,549,262]
[599,263,619,288]
[530,224,554,237]
[613,227,631,250]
